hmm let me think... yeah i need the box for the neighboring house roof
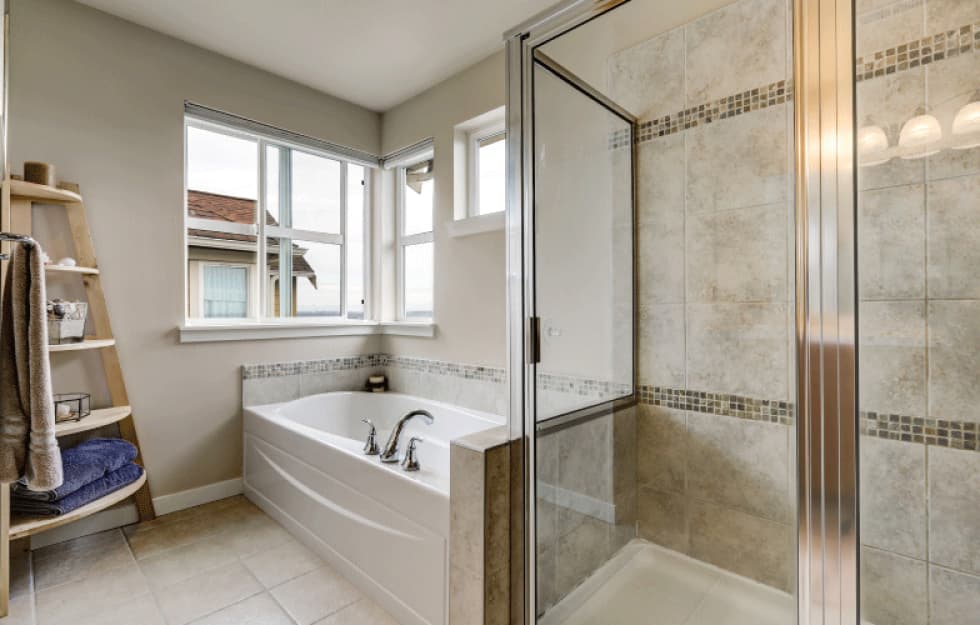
[187,189,315,279]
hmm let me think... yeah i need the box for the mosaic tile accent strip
[638,385,795,426]
[384,354,506,383]
[855,22,979,82]
[860,411,979,451]
[609,20,978,149]
[242,354,385,379]
[536,372,633,399]
[243,353,505,383]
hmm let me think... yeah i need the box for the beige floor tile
[4,594,37,625]
[271,566,362,625]
[189,592,294,625]
[212,514,293,558]
[10,548,34,598]
[153,560,263,625]
[124,513,224,560]
[35,560,150,624]
[313,598,399,625]
[33,530,134,590]
[68,595,166,625]
[242,538,323,588]
[137,536,239,589]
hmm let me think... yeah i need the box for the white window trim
[395,161,435,322]
[466,121,506,219]
[182,113,377,340]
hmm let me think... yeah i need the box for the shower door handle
[528,316,541,364]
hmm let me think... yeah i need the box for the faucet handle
[361,418,380,455]
[402,437,423,472]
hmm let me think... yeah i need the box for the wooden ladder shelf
[0,177,156,617]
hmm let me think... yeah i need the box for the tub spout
[380,409,434,463]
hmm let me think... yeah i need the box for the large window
[396,158,434,320]
[184,113,370,324]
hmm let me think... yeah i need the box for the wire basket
[53,393,91,424]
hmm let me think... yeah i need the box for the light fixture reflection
[858,125,890,166]
[951,101,980,150]
[899,113,942,159]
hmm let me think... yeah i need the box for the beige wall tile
[688,499,793,592]
[928,446,980,574]
[925,55,980,181]
[449,563,483,625]
[686,203,787,303]
[638,304,685,388]
[637,487,689,553]
[686,413,791,523]
[607,29,686,119]
[857,184,926,299]
[928,300,980,423]
[856,68,926,190]
[927,175,980,298]
[637,406,687,493]
[686,302,789,400]
[858,300,927,416]
[450,444,485,576]
[926,0,980,37]
[861,547,928,625]
[685,0,787,103]
[859,436,927,558]
[856,0,924,56]
[929,566,980,625]
[686,106,790,214]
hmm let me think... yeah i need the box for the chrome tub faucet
[380,409,434,463]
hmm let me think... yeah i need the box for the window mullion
[256,139,267,321]
[279,147,292,318]
[340,162,348,318]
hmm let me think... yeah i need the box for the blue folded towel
[12,438,137,502]
[10,463,143,516]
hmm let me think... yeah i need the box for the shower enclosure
[506,0,979,624]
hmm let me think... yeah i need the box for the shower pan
[505,0,980,624]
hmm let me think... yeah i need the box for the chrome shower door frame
[505,0,858,623]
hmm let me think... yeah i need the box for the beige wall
[380,52,507,368]
[8,0,383,497]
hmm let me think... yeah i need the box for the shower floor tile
[541,540,795,625]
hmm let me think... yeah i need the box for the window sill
[448,211,504,238]
[178,320,436,343]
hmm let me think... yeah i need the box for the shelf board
[45,264,99,275]
[9,472,146,540]
[56,405,131,437]
[48,338,115,352]
[5,179,82,204]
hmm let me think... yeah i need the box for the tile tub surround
[3,496,398,625]
[242,353,507,415]
[449,428,511,625]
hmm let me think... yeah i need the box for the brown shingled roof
[187,189,315,279]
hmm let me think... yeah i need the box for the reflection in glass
[403,163,434,235]
[477,135,506,215]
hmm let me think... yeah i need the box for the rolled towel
[10,462,143,517]
[11,438,137,502]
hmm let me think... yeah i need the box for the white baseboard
[27,477,244,549]
[152,477,244,516]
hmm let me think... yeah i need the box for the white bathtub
[243,391,503,625]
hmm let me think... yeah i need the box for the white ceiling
[76,0,557,112]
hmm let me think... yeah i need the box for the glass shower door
[530,53,636,619]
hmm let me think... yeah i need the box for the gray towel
[0,243,63,489]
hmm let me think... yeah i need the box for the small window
[471,129,506,216]
[396,158,434,320]
[202,265,250,319]
[184,116,370,324]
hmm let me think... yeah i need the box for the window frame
[182,115,372,328]
[466,121,507,218]
[395,159,435,322]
